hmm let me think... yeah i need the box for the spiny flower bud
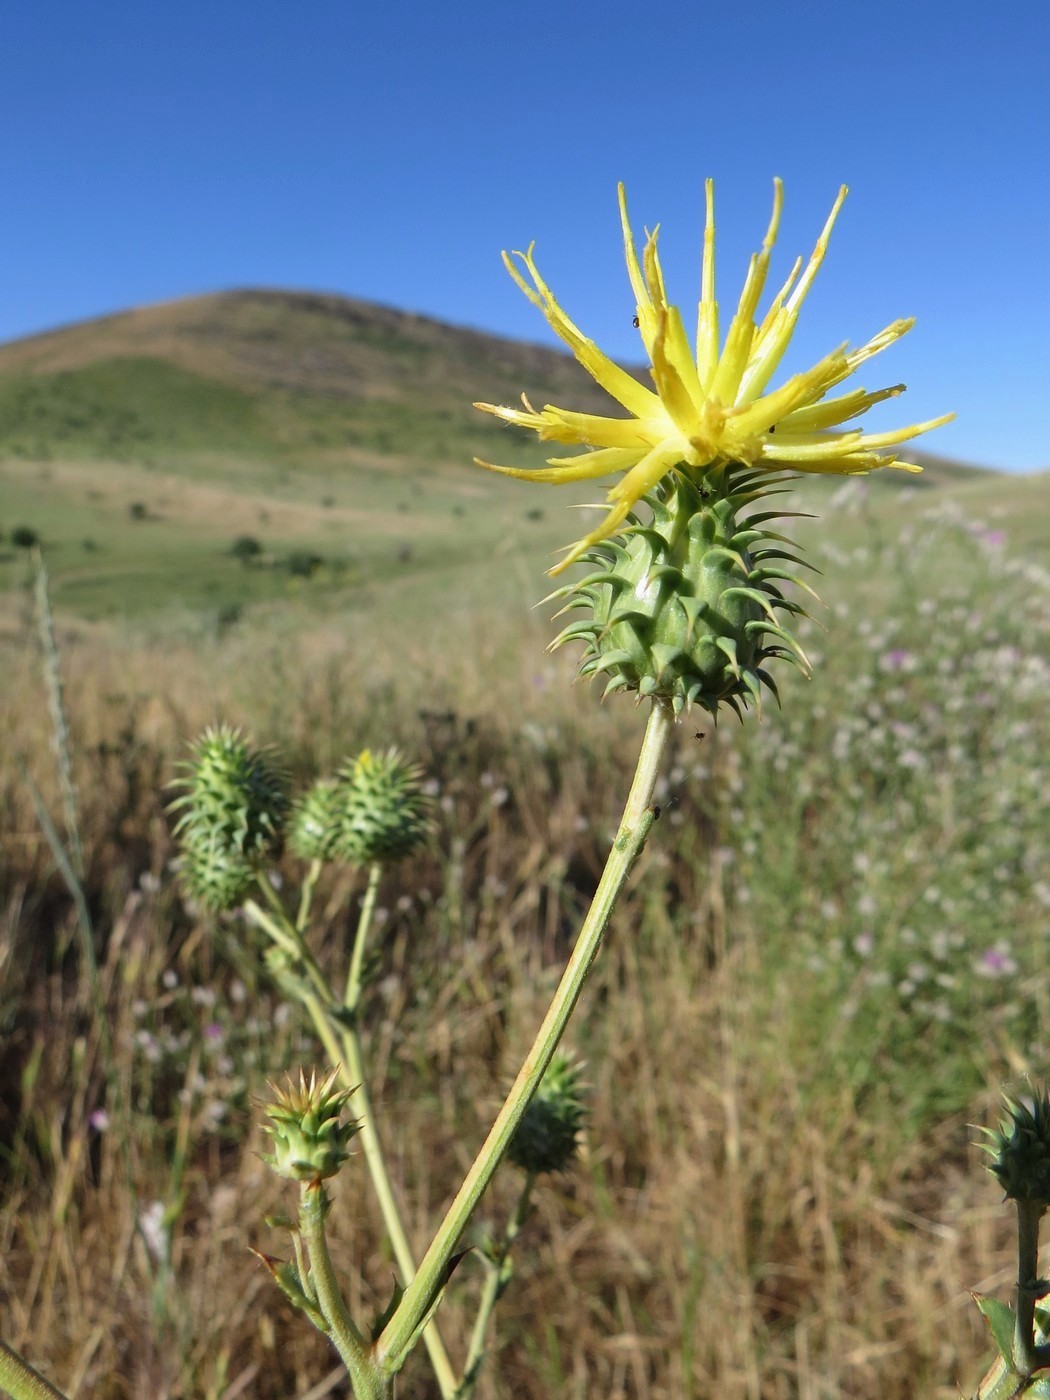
[288,778,343,861]
[333,748,432,865]
[982,1090,1050,1207]
[261,1068,360,1183]
[549,468,811,717]
[170,726,288,908]
[509,1054,587,1176]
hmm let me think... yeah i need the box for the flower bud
[261,1069,360,1183]
[170,726,288,909]
[333,748,432,865]
[509,1054,587,1176]
[982,1091,1050,1207]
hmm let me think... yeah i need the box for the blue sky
[1,0,1045,470]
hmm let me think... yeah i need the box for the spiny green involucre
[261,1068,360,1183]
[549,468,812,718]
[332,748,432,865]
[509,1054,588,1176]
[170,725,288,910]
[982,1091,1050,1207]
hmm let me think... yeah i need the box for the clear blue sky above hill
[1,1,1045,470]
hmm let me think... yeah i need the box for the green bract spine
[550,468,813,717]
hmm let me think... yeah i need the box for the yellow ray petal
[840,412,955,452]
[729,344,850,438]
[618,184,659,353]
[696,178,720,390]
[784,184,848,317]
[607,440,690,509]
[709,178,783,406]
[473,446,642,485]
[503,246,660,419]
[777,383,905,434]
[476,399,655,450]
[650,309,706,435]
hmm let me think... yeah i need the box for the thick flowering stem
[375,698,675,1375]
[298,1184,390,1400]
[0,1342,69,1400]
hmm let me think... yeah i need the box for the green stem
[375,698,674,1374]
[456,1174,535,1399]
[1014,1199,1043,1376]
[345,861,382,1011]
[299,1184,390,1400]
[297,857,324,934]
[244,896,332,1004]
[338,859,458,1397]
[0,1342,69,1400]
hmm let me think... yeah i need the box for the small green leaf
[975,1293,1017,1365]
[371,1279,404,1341]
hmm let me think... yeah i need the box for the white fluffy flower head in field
[475,179,953,573]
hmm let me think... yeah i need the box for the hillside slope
[0,289,620,468]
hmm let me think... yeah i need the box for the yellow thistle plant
[476,179,952,573]
[0,182,960,1400]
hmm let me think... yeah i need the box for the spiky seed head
[169,726,288,908]
[289,778,344,861]
[261,1068,360,1182]
[333,748,432,865]
[981,1090,1050,1207]
[508,1053,588,1176]
[549,468,812,718]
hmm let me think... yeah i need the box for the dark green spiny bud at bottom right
[982,1091,1050,1207]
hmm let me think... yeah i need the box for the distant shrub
[321,495,336,509]
[11,525,39,549]
[231,535,263,562]
[217,602,243,631]
[128,501,149,521]
[525,506,545,521]
[286,550,324,578]
[81,538,99,552]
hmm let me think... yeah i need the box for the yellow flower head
[475,180,953,574]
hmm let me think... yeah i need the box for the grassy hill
[0,288,1011,622]
[0,288,624,467]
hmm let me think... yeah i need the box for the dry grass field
[1,293,1048,1398]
